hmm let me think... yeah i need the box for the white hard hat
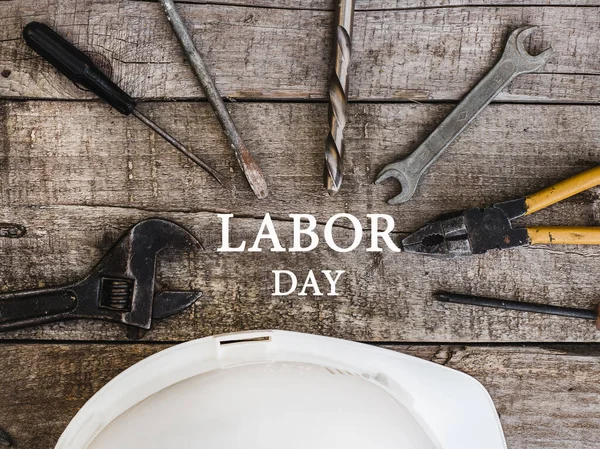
[57,331,506,449]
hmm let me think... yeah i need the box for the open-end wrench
[375,26,552,205]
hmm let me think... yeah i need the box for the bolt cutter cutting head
[402,199,530,256]
[0,219,203,332]
[402,166,600,256]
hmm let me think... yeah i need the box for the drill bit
[324,0,355,196]
[159,0,268,199]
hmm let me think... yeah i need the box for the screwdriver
[436,292,600,330]
[22,22,229,188]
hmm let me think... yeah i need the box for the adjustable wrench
[0,219,202,333]
[375,26,552,205]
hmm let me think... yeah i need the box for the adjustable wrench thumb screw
[376,26,552,205]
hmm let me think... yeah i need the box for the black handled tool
[22,21,229,188]
[436,292,600,330]
[0,427,12,447]
[0,223,25,238]
[0,219,202,335]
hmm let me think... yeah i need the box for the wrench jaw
[0,219,204,333]
[506,26,553,73]
[152,291,203,320]
[374,162,419,205]
[89,219,203,330]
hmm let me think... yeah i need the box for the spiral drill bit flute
[324,0,355,195]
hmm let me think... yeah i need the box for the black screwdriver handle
[23,22,136,115]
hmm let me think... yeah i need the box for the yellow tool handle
[527,227,600,245]
[525,166,600,215]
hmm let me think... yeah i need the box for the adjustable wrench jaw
[0,219,203,332]
[86,218,203,329]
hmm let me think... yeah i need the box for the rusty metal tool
[376,26,552,204]
[0,427,11,447]
[159,0,268,199]
[0,219,202,333]
[324,0,355,195]
[22,22,229,189]
[436,292,600,330]
[0,223,25,238]
[403,166,600,256]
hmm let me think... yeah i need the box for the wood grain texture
[1,0,599,445]
[1,100,600,342]
[0,342,598,449]
[2,100,599,228]
[136,0,600,10]
[1,1,600,102]
[1,207,600,343]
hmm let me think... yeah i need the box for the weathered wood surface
[0,343,598,449]
[3,204,600,342]
[1,0,599,445]
[1,101,600,342]
[2,1,600,102]
[2,101,600,227]
[138,1,600,10]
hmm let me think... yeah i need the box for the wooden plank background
[0,343,599,449]
[0,0,599,447]
[1,1,600,102]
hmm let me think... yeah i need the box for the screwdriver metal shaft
[436,292,600,328]
[324,0,355,195]
[23,22,229,189]
[131,110,229,188]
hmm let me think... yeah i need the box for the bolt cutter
[403,166,600,256]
